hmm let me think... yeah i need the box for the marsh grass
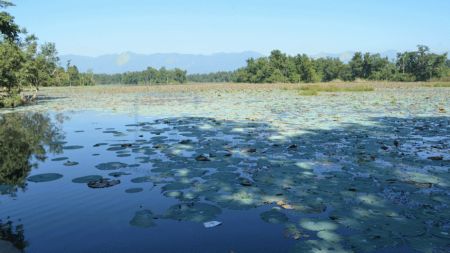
[35,81,450,101]
[423,82,450,88]
[299,84,375,93]
[298,90,318,96]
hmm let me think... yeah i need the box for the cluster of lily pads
[22,114,449,252]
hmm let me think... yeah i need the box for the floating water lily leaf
[95,162,128,170]
[72,175,103,183]
[164,191,183,198]
[125,188,143,193]
[162,182,192,191]
[87,178,120,188]
[299,218,338,231]
[51,157,69,161]
[284,223,303,240]
[293,240,351,253]
[131,176,153,183]
[129,210,156,228]
[164,202,222,222]
[107,146,126,151]
[28,173,63,183]
[109,172,131,178]
[63,145,84,150]
[260,209,288,224]
[317,230,342,242]
[63,161,79,166]
[93,143,108,147]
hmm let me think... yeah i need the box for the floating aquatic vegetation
[95,162,128,170]
[195,154,210,161]
[130,176,153,183]
[87,178,120,188]
[125,188,143,193]
[284,223,304,240]
[62,145,84,150]
[51,157,69,161]
[161,182,192,191]
[260,209,288,224]
[2,86,450,252]
[93,143,108,147]
[164,202,222,222]
[107,146,126,151]
[109,172,131,178]
[27,173,63,183]
[299,218,339,232]
[129,210,156,228]
[72,175,103,183]
[63,161,79,166]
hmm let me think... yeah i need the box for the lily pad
[260,209,288,224]
[131,176,153,183]
[63,161,79,166]
[95,162,128,170]
[164,202,222,222]
[125,188,143,193]
[299,218,338,231]
[63,145,84,150]
[27,173,63,183]
[51,157,69,161]
[109,172,131,177]
[129,210,156,228]
[87,178,120,188]
[72,175,103,183]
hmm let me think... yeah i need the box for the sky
[9,0,450,56]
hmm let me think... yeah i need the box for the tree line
[0,1,93,107]
[93,67,187,85]
[188,47,448,83]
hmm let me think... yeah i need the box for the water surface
[1,87,449,252]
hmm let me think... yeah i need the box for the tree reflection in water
[0,112,64,251]
[0,112,64,193]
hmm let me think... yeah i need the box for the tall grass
[299,84,374,93]
[424,82,450,88]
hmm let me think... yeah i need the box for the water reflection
[0,220,26,252]
[0,113,64,195]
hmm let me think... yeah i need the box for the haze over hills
[59,51,263,74]
[59,50,401,74]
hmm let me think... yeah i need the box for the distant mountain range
[59,51,263,74]
[60,50,400,74]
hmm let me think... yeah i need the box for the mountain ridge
[60,50,403,74]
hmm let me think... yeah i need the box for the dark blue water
[0,111,295,253]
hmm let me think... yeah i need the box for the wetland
[1,83,449,252]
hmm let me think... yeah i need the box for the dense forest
[94,46,449,85]
[188,47,449,83]
[0,1,92,107]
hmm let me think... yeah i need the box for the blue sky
[9,0,450,56]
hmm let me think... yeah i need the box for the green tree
[349,52,364,79]
[0,41,23,93]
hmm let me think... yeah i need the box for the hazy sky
[9,0,450,56]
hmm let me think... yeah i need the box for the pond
[0,86,449,252]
